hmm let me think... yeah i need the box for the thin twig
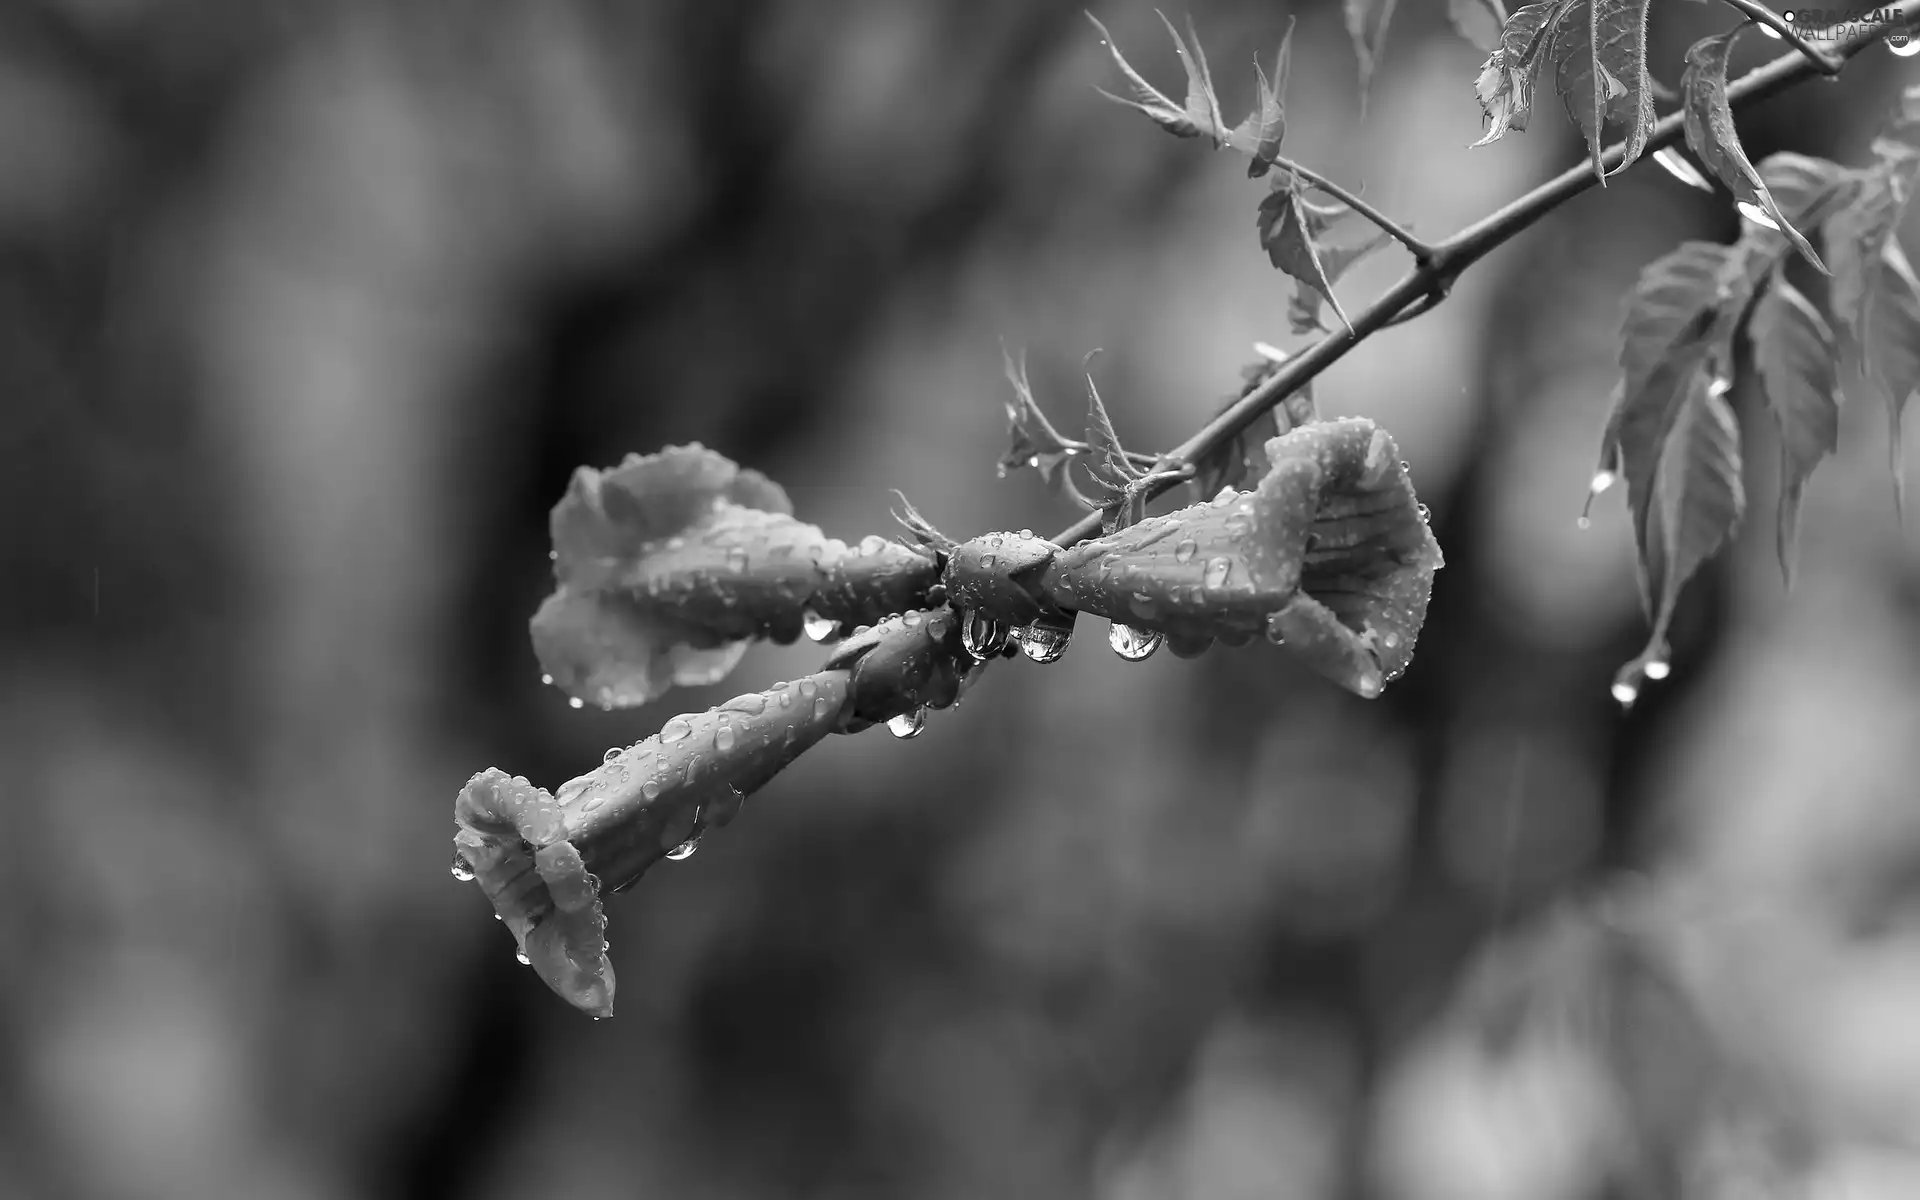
[1717,0,1846,74]
[1045,3,1919,550]
[1277,158,1436,261]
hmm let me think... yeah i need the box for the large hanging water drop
[1108,621,1163,662]
[960,610,1009,658]
[666,833,702,860]
[568,696,585,710]
[450,850,475,882]
[802,610,840,643]
[1015,617,1073,663]
[887,708,928,739]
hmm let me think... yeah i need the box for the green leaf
[1862,241,1920,518]
[1226,20,1292,177]
[1087,11,1229,143]
[1472,2,1556,147]
[1344,0,1401,116]
[1540,0,1658,182]
[1042,417,1443,697]
[1287,231,1392,334]
[1080,360,1153,533]
[532,445,941,707]
[1258,178,1356,335]
[1192,350,1317,498]
[1680,29,1826,273]
[999,345,1085,489]
[1614,369,1744,705]
[1450,0,1509,52]
[1823,167,1920,355]
[1612,242,1751,617]
[1747,277,1840,586]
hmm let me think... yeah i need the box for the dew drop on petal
[715,723,736,753]
[803,610,839,642]
[1203,557,1232,589]
[642,779,662,801]
[981,553,997,569]
[603,746,622,764]
[450,850,476,882]
[813,695,834,720]
[1108,621,1163,661]
[1174,538,1198,563]
[798,678,817,700]
[660,717,694,744]
[887,708,928,739]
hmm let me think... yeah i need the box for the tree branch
[1717,0,1846,74]
[1278,158,1436,261]
[1045,3,1920,550]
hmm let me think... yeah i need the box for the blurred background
[6,0,1920,1197]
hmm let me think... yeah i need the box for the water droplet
[803,609,839,642]
[926,612,951,640]
[902,611,922,628]
[1203,557,1232,589]
[997,463,1009,478]
[516,950,531,966]
[1356,672,1383,698]
[813,694,834,720]
[568,696,585,710]
[1611,680,1638,707]
[798,679,817,699]
[666,833,702,860]
[981,553,997,569]
[888,708,928,738]
[723,693,767,715]
[1018,528,1032,538]
[450,850,475,882]
[778,689,794,708]
[660,717,694,744]
[1223,512,1251,537]
[1174,538,1198,563]
[540,673,554,686]
[715,723,736,753]
[1382,631,1401,649]
[642,779,662,800]
[960,610,1009,658]
[1108,621,1163,661]
[603,746,622,764]
[1708,377,1732,398]
[1417,503,1432,523]
[1644,659,1670,680]
[1016,620,1072,663]
[1027,455,1040,468]
[725,547,749,572]
[494,913,503,921]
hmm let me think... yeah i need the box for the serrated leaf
[1088,12,1225,142]
[1612,242,1751,616]
[1227,20,1292,176]
[1080,364,1152,533]
[999,346,1085,489]
[1863,241,1920,518]
[1344,0,1401,116]
[1540,0,1657,182]
[1041,417,1443,697]
[1616,370,1744,699]
[1258,180,1356,335]
[1681,29,1826,273]
[1287,231,1392,333]
[1450,0,1509,52]
[1193,354,1310,498]
[533,445,941,707]
[1472,2,1555,147]
[1748,277,1840,586]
